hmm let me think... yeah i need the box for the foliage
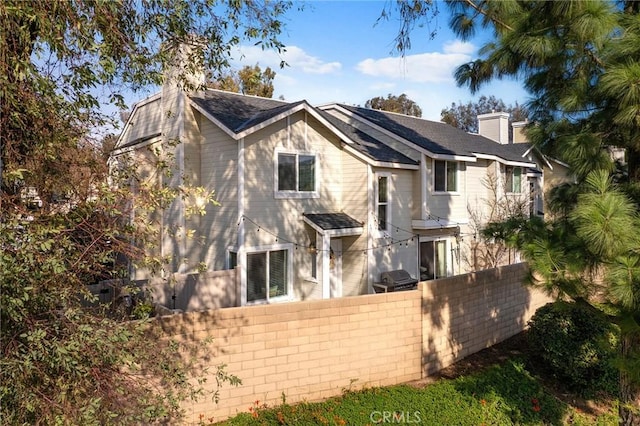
[364,93,423,117]
[213,359,603,426]
[209,64,277,98]
[527,301,619,396]
[464,172,530,271]
[441,95,528,134]
[1,0,290,423]
[431,1,640,420]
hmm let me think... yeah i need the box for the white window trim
[374,171,392,237]
[418,236,452,279]
[274,149,319,199]
[241,243,294,306]
[226,246,238,270]
[432,159,460,195]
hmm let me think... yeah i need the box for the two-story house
[112,75,543,308]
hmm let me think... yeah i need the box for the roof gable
[189,89,292,133]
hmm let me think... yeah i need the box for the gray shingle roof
[303,213,363,231]
[339,105,533,164]
[318,110,418,166]
[187,91,534,167]
[190,90,300,133]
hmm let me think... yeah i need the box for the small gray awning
[303,213,364,237]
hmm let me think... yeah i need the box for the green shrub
[527,301,619,396]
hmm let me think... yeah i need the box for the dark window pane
[378,204,387,231]
[435,241,447,278]
[229,251,237,269]
[247,253,266,302]
[434,160,446,192]
[278,154,296,191]
[378,176,388,203]
[420,241,435,280]
[447,162,457,192]
[298,155,315,191]
[269,250,287,297]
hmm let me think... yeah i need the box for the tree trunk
[619,332,640,425]
[628,146,640,184]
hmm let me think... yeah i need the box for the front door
[330,239,342,297]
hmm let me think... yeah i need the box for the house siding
[424,158,469,221]
[370,168,419,283]
[193,113,239,272]
[121,97,162,143]
[340,151,369,296]
[242,111,367,300]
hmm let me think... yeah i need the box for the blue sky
[224,1,528,121]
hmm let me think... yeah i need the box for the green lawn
[211,359,618,425]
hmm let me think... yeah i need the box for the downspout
[238,138,246,306]
[367,164,374,291]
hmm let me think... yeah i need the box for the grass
[208,358,618,425]
[207,332,619,426]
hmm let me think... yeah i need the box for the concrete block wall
[155,262,551,423]
[420,263,550,375]
[142,268,239,312]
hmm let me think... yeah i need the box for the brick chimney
[477,112,510,144]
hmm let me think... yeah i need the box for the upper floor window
[276,152,317,197]
[434,160,457,192]
[505,166,522,193]
[376,173,391,232]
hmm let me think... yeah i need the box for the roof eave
[341,144,419,170]
[473,153,536,168]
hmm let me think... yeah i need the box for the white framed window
[504,166,522,193]
[434,160,458,192]
[375,172,391,233]
[275,150,317,198]
[245,245,292,304]
[419,238,450,280]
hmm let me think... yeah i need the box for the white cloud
[234,45,341,75]
[442,40,476,55]
[355,47,474,84]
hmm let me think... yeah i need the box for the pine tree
[440,1,640,421]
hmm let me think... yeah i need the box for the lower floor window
[247,249,288,302]
[419,240,448,280]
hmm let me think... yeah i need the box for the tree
[441,1,640,422]
[1,1,291,423]
[440,95,528,134]
[364,93,423,117]
[209,64,276,97]
[381,0,639,421]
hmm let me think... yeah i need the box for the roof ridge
[235,100,307,132]
[341,103,444,125]
[202,87,290,104]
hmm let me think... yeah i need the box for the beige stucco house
[112,76,559,308]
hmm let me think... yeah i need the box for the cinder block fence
[155,263,551,423]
